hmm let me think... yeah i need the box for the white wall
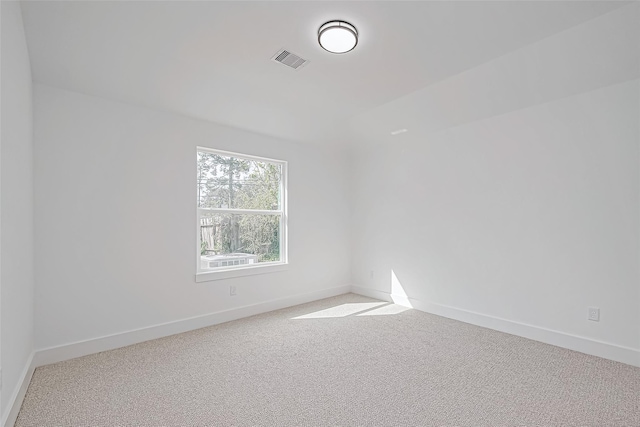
[33,84,350,351]
[351,5,640,364]
[0,0,35,421]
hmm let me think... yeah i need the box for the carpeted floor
[16,293,640,426]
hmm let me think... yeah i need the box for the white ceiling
[20,1,629,147]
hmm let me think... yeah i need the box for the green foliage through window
[197,151,283,264]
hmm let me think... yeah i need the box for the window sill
[195,263,288,283]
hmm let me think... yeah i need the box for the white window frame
[195,147,288,282]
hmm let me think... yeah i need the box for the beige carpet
[16,293,640,426]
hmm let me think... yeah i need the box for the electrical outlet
[230,285,237,296]
[370,270,374,280]
[588,307,600,322]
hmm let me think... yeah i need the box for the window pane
[197,152,282,210]
[199,213,280,270]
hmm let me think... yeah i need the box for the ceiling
[20,1,630,147]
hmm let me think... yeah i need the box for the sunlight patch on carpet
[292,302,387,319]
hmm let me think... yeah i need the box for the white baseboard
[34,285,350,368]
[351,285,640,368]
[2,352,36,427]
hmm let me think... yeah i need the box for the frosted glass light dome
[318,21,358,54]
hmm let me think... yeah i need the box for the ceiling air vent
[272,49,308,70]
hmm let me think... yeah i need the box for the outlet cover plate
[588,307,600,322]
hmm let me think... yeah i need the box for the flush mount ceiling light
[318,20,358,54]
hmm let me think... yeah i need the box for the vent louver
[272,49,308,70]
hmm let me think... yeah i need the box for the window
[196,147,287,280]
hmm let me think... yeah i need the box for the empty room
[1,1,639,426]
